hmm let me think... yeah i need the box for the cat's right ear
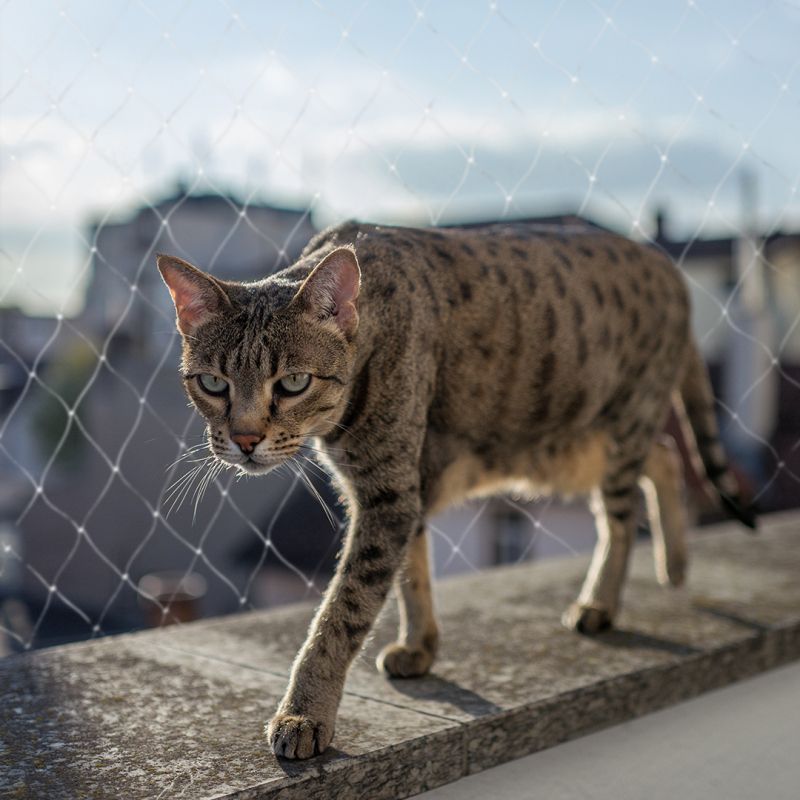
[291,247,361,336]
[156,254,231,337]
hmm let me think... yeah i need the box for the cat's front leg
[267,489,421,759]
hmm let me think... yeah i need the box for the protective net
[1,0,799,653]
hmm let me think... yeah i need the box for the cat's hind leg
[562,456,644,634]
[640,435,688,587]
[377,523,439,678]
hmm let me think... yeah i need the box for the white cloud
[2,22,799,315]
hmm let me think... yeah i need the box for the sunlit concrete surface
[2,513,799,799]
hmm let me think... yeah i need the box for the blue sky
[2,0,799,313]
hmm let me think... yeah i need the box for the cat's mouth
[211,451,284,476]
[212,444,300,476]
[235,456,281,476]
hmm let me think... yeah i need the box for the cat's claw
[562,603,613,634]
[266,713,333,759]
[377,642,435,678]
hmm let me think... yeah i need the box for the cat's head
[157,247,360,475]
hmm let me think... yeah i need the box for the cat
[157,219,755,760]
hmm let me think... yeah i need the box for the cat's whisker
[297,444,351,471]
[183,444,212,459]
[167,471,205,516]
[271,462,291,483]
[305,417,369,450]
[197,461,222,510]
[183,441,211,452]
[163,463,205,502]
[303,420,344,446]
[297,437,351,460]
[192,459,225,520]
[164,453,219,516]
[163,464,207,517]
[190,466,211,520]
[164,452,211,472]
[298,453,336,483]
[297,449,327,470]
[297,438,332,453]
[290,458,338,530]
[298,459,349,500]
[163,441,212,471]
[319,418,367,445]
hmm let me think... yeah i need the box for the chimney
[654,207,668,242]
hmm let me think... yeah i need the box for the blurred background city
[1,0,798,655]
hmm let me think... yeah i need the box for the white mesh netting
[1,0,799,653]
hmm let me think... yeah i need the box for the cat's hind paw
[656,553,687,588]
[266,713,333,759]
[562,603,613,635]
[377,641,436,678]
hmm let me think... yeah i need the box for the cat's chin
[234,458,278,476]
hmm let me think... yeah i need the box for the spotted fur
[157,219,754,760]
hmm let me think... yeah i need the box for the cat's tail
[674,341,758,531]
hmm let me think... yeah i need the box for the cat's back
[308,219,690,370]
[313,219,687,310]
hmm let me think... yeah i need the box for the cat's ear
[156,254,231,337]
[292,247,361,336]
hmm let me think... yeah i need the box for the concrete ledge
[2,512,800,799]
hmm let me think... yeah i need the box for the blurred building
[0,188,321,649]
[83,186,317,353]
[655,210,800,511]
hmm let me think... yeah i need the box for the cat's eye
[277,373,311,396]
[197,373,229,395]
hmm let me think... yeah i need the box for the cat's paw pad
[562,603,613,635]
[377,642,435,678]
[266,713,333,759]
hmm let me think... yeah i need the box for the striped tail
[674,342,758,531]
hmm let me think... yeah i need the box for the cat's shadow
[586,627,702,656]
[384,625,703,720]
[691,602,769,632]
[387,672,503,717]
[589,602,771,653]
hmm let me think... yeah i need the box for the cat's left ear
[292,247,361,336]
[156,254,232,337]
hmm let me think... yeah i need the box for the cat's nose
[230,432,264,455]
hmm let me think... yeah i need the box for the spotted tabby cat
[157,220,755,759]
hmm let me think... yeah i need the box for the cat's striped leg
[640,435,688,587]
[377,523,439,678]
[562,469,641,634]
[267,486,421,759]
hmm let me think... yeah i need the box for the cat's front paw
[562,603,614,634]
[266,712,334,759]
[377,642,436,678]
